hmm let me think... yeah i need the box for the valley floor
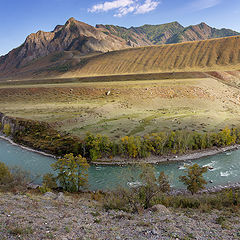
[0,191,240,240]
[1,73,240,140]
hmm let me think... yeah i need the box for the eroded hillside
[64,36,240,78]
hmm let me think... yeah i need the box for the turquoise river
[0,138,240,191]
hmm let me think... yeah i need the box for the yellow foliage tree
[51,153,90,192]
[179,163,208,195]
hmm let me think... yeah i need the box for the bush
[0,162,12,185]
[42,173,58,189]
[0,163,31,192]
[3,124,11,136]
[158,171,171,193]
[104,165,171,212]
[39,184,52,194]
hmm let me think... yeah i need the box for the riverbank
[0,135,56,159]
[1,130,239,167]
[93,144,240,166]
[1,128,240,167]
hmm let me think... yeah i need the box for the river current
[0,138,240,190]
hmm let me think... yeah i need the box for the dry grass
[64,36,240,78]
[1,75,240,139]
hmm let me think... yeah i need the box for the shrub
[39,184,52,194]
[3,124,11,136]
[0,163,31,192]
[0,162,12,185]
[42,173,58,189]
[158,171,171,193]
[104,165,171,212]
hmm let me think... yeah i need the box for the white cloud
[135,0,159,14]
[89,0,160,17]
[88,0,134,13]
[114,6,136,17]
[189,0,221,11]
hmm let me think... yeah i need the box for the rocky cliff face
[0,112,25,136]
[0,18,131,74]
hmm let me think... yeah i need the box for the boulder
[44,192,57,199]
[56,192,65,202]
[150,204,170,214]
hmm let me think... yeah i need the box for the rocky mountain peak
[0,18,239,78]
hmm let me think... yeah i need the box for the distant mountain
[166,22,240,44]
[130,21,184,44]
[98,21,240,45]
[0,18,239,79]
[96,21,184,45]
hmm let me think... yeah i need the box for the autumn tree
[84,133,112,161]
[179,163,208,195]
[51,153,90,192]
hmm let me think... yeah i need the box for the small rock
[150,204,170,214]
[106,91,111,96]
[44,192,56,199]
[151,229,158,235]
[56,192,65,202]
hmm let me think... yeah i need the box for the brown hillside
[64,36,240,78]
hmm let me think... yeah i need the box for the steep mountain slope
[98,22,240,46]
[130,21,184,44]
[167,22,240,43]
[97,22,184,45]
[96,24,151,46]
[63,36,240,77]
[0,18,132,75]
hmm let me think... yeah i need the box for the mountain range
[0,17,239,79]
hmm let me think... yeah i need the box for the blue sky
[0,0,240,56]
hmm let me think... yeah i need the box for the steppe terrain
[1,71,240,139]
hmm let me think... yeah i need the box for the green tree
[84,133,112,161]
[179,163,208,195]
[216,127,236,146]
[51,153,90,192]
[150,132,167,155]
